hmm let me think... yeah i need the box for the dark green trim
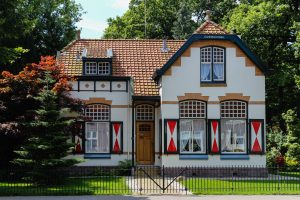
[132,95,161,101]
[220,155,249,160]
[84,154,111,159]
[179,154,208,160]
[82,58,113,76]
[76,76,131,81]
[153,34,267,80]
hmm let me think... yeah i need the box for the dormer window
[84,61,111,76]
[200,46,225,83]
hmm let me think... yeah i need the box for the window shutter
[208,119,220,154]
[111,122,123,154]
[249,119,264,154]
[164,119,179,154]
[73,121,84,154]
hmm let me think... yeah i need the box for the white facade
[66,38,266,167]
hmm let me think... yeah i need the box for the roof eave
[153,34,267,80]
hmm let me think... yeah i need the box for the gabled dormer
[81,48,113,76]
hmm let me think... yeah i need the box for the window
[98,62,110,75]
[136,104,154,121]
[85,104,110,153]
[179,100,206,154]
[85,62,97,75]
[220,101,247,154]
[200,47,225,82]
[84,62,111,75]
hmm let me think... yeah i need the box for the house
[59,14,266,167]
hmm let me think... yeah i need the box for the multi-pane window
[98,62,110,75]
[85,104,110,121]
[136,104,154,121]
[85,62,97,75]
[84,62,111,75]
[85,104,110,154]
[179,100,206,154]
[220,101,247,154]
[201,47,225,82]
[179,101,206,118]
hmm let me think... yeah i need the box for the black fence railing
[0,165,299,195]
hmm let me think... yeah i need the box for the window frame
[85,122,110,154]
[179,100,208,155]
[200,46,226,84]
[220,100,248,155]
[136,104,155,121]
[82,58,112,76]
[84,103,111,155]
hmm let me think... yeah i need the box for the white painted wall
[160,44,266,167]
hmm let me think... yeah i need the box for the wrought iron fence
[0,165,299,195]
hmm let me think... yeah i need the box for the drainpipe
[131,100,135,167]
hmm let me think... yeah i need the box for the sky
[74,0,131,39]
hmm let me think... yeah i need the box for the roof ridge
[75,38,186,42]
[194,20,228,34]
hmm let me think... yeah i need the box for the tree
[13,72,78,184]
[0,0,83,72]
[103,0,238,39]
[172,1,196,40]
[0,56,82,168]
[224,0,300,129]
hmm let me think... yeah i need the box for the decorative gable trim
[153,34,267,80]
[177,93,209,102]
[218,93,250,102]
[83,97,112,105]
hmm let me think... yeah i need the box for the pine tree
[13,72,78,185]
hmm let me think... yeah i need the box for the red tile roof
[194,20,228,34]
[59,39,185,96]
[59,21,228,96]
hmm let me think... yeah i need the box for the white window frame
[179,100,207,154]
[200,46,225,82]
[85,104,111,154]
[136,104,154,121]
[220,100,247,154]
[98,62,110,75]
[85,62,97,75]
[85,122,110,153]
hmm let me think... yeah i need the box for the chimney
[204,10,212,21]
[161,38,170,53]
[76,29,81,40]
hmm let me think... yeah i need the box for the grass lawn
[181,178,300,195]
[0,176,131,196]
[279,171,300,178]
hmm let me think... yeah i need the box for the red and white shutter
[111,122,123,154]
[208,119,220,154]
[249,119,264,154]
[165,119,178,153]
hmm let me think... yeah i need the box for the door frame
[136,121,155,165]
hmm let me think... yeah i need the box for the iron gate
[133,166,189,194]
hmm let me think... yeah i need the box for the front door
[136,122,154,165]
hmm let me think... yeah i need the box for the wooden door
[136,122,154,165]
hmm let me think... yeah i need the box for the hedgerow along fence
[0,165,299,195]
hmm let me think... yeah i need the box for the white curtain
[180,120,192,152]
[201,64,211,81]
[213,64,224,80]
[221,119,246,153]
[97,123,110,153]
[86,123,97,153]
[193,120,205,152]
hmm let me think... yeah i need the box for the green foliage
[282,109,300,163]
[103,0,238,39]
[0,0,83,71]
[266,128,286,167]
[12,73,79,185]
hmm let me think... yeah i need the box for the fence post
[162,165,165,193]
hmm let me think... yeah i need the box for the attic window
[200,46,225,83]
[84,61,111,76]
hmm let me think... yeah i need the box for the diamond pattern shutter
[164,119,179,154]
[249,119,264,154]
[111,122,123,154]
[208,119,220,154]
